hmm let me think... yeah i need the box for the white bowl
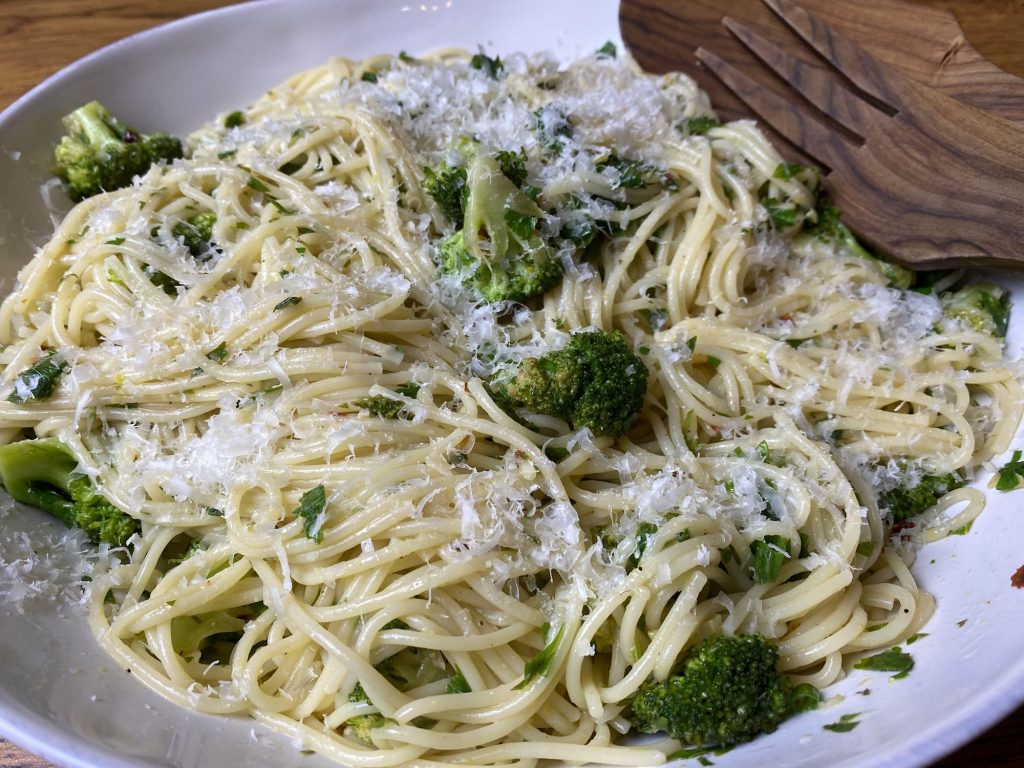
[1,1,1023,766]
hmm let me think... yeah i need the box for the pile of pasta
[0,49,1018,766]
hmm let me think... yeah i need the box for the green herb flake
[7,351,69,403]
[706,355,721,368]
[856,541,875,557]
[906,632,928,645]
[854,647,914,679]
[752,534,789,584]
[274,296,302,311]
[224,110,245,128]
[104,237,126,246]
[679,116,721,136]
[668,746,733,761]
[957,619,968,628]
[293,484,328,543]
[824,713,862,733]
[246,177,270,193]
[446,673,471,694]
[206,342,228,363]
[995,449,1024,491]
[764,198,798,229]
[513,623,566,689]
[361,71,378,84]
[686,336,697,351]
[470,52,504,79]
[217,149,238,159]
[772,162,806,180]
[950,520,974,536]
[206,507,225,517]
[595,41,617,59]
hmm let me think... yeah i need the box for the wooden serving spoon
[619,0,1024,267]
[620,0,1024,125]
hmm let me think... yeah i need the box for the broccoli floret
[804,194,913,290]
[172,211,217,258]
[941,283,1010,337]
[438,153,562,302]
[346,683,389,744]
[630,634,819,748]
[53,101,183,201]
[422,162,468,227]
[0,438,138,546]
[880,472,964,521]
[493,330,647,437]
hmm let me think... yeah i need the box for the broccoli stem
[0,439,79,525]
[0,438,138,546]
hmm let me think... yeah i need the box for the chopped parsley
[514,623,565,689]
[206,342,228,362]
[293,485,328,543]
[6,351,69,403]
[995,449,1024,491]
[246,176,270,193]
[679,116,720,135]
[824,713,862,733]
[470,52,503,79]
[854,647,914,679]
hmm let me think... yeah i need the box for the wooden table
[0,0,1022,766]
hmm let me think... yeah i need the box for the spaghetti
[0,49,1019,766]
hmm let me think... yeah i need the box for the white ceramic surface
[1,1,1023,767]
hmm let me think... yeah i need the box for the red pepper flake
[1012,564,1024,589]
[890,519,917,541]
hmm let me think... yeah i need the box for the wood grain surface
[0,0,1022,766]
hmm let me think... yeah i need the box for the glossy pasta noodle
[0,49,1019,766]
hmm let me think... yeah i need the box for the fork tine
[723,17,885,140]
[762,0,900,111]
[696,46,855,172]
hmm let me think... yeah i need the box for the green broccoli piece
[437,152,562,302]
[6,350,68,403]
[0,439,139,546]
[422,161,468,227]
[53,101,183,201]
[170,608,247,656]
[172,211,217,258]
[630,634,819,748]
[804,194,913,290]
[346,682,389,744]
[941,283,1010,337]
[492,330,648,437]
[355,382,421,420]
[879,473,964,521]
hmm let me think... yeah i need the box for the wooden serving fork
[620,0,1024,268]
